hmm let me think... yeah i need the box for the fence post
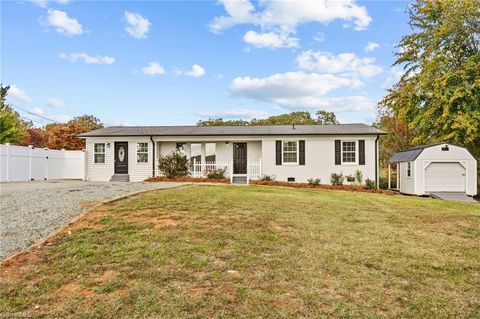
[259,157,262,178]
[230,161,233,184]
[44,147,49,180]
[28,145,33,181]
[193,158,197,177]
[83,149,87,181]
[5,143,10,182]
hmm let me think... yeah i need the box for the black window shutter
[299,140,305,165]
[335,140,341,165]
[275,140,282,165]
[359,140,365,165]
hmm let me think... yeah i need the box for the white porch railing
[190,158,262,183]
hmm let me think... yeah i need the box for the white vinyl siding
[94,143,105,164]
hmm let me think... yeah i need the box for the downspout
[375,134,379,188]
[150,136,156,177]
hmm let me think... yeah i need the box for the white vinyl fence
[0,144,85,182]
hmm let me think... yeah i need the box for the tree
[0,85,28,144]
[315,110,339,125]
[197,118,249,126]
[18,127,49,147]
[251,111,316,125]
[198,110,339,126]
[44,115,103,150]
[379,0,480,158]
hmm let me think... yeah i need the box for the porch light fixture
[225,142,229,145]
[107,142,111,148]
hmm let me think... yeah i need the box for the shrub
[330,173,344,186]
[379,176,389,190]
[260,174,276,181]
[355,169,363,184]
[206,168,227,180]
[346,175,355,182]
[158,151,190,178]
[307,178,321,186]
[364,178,376,189]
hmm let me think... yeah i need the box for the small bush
[355,169,363,184]
[330,173,344,186]
[158,151,190,178]
[307,178,321,186]
[364,178,376,189]
[346,175,355,182]
[260,174,276,181]
[379,176,389,190]
[206,168,227,180]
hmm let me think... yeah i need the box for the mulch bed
[251,180,394,194]
[145,176,394,194]
[145,176,230,183]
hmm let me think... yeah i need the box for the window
[407,162,412,177]
[94,143,105,164]
[137,142,148,163]
[282,141,298,164]
[342,141,356,163]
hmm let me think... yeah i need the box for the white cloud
[313,32,325,42]
[31,107,44,116]
[365,41,380,52]
[124,11,151,39]
[52,114,72,123]
[45,9,83,36]
[382,66,404,89]
[174,64,206,78]
[296,50,383,78]
[32,0,69,8]
[229,71,375,112]
[243,30,298,49]
[46,98,66,108]
[196,108,266,119]
[8,85,32,103]
[210,0,371,34]
[59,52,115,64]
[272,96,375,112]
[141,62,166,76]
[231,71,359,101]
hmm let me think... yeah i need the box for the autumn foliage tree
[43,115,103,150]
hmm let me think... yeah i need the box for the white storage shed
[388,143,477,196]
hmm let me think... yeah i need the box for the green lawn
[1,185,479,318]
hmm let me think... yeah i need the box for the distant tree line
[197,110,339,126]
[0,85,102,150]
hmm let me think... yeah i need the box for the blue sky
[2,0,410,126]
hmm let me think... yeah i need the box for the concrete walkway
[430,192,478,203]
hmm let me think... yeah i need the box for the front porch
[154,140,262,183]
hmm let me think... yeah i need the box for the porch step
[232,176,248,184]
[110,174,130,182]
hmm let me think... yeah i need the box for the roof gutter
[150,136,155,178]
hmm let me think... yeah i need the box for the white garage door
[425,162,466,192]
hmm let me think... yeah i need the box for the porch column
[200,142,206,172]
[388,163,391,189]
[396,163,399,189]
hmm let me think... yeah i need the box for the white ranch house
[79,124,385,185]
[388,143,477,196]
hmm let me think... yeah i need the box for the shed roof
[78,124,386,137]
[388,143,445,163]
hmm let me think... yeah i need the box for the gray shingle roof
[388,143,444,163]
[78,124,385,137]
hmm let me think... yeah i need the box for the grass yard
[1,185,479,318]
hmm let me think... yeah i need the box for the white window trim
[406,161,413,178]
[341,140,358,165]
[282,140,299,165]
[136,142,149,164]
[93,143,106,164]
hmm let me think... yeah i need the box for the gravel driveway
[0,180,184,260]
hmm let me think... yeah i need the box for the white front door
[425,162,466,193]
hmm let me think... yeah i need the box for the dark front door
[114,142,128,174]
[233,143,247,174]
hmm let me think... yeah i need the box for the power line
[10,103,59,124]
